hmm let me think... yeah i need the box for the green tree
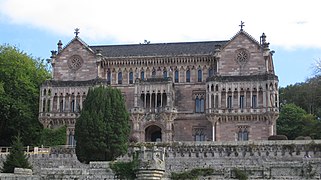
[1,135,32,173]
[279,75,321,119]
[75,86,130,163]
[0,45,50,146]
[39,126,67,146]
[277,103,319,139]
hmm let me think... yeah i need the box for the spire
[260,33,270,48]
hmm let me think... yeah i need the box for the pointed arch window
[129,72,133,84]
[194,127,206,141]
[152,69,156,77]
[198,69,202,82]
[163,70,167,78]
[186,69,190,82]
[118,72,122,84]
[174,70,179,83]
[107,71,111,85]
[238,129,249,141]
[195,96,205,113]
[208,68,213,78]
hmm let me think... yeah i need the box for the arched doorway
[145,125,162,142]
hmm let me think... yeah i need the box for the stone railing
[0,146,50,155]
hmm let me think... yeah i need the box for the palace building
[39,26,279,145]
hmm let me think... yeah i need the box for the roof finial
[74,28,80,37]
[239,21,245,31]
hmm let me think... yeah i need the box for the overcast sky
[1,0,320,87]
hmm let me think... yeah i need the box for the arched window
[195,96,205,113]
[174,70,179,83]
[68,131,75,146]
[238,129,249,141]
[43,89,46,96]
[42,99,46,112]
[71,99,75,112]
[60,100,64,112]
[200,98,204,112]
[129,72,133,84]
[195,97,200,113]
[163,70,167,78]
[118,72,122,84]
[194,127,205,141]
[227,95,232,109]
[152,69,156,77]
[107,71,111,84]
[186,69,190,82]
[208,68,213,77]
[198,69,202,82]
[141,71,145,80]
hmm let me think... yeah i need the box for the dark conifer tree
[1,135,32,173]
[75,86,130,163]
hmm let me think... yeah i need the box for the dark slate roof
[206,74,279,82]
[90,40,228,58]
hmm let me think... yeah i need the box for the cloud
[1,0,320,49]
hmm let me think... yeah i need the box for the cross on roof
[74,28,80,37]
[239,21,245,31]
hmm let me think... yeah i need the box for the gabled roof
[223,30,261,49]
[57,36,95,56]
[90,40,228,58]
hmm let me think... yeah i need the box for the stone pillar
[80,95,83,110]
[136,146,165,180]
[263,89,266,111]
[57,95,60,112]
[50,96,54,112]
[208,92,212,113]
[144,93,147,108]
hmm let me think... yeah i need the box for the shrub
[171,168,214,180]
[234,168,248,180]
[268,135,288,140]
[295,136,312,140]
[110,155,139,180]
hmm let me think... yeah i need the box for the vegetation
[39,126,67,146]
[1,136,32,173]
[233,168,248,180]
[0,45,50,146]
[75,86,130,163]
[277,103,319,139]
[279,75,321,119]
[268,135,288,140]
[110,154,139,180]
[171,168,214,180]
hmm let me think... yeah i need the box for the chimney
[57,40,63,53]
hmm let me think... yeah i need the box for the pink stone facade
[39,30,279,145]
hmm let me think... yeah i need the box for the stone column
[144,93,147,108]
[136,146,165,180]
[237,89,240,112]
[212,122,215,141]
[208,93,212,113]
[50,96,54,112]
[79,95,83,110]
[57,95,60,112]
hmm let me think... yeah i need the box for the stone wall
[1,140,321,179]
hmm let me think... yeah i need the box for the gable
[219,31,267,76]
[53,38,97,81]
